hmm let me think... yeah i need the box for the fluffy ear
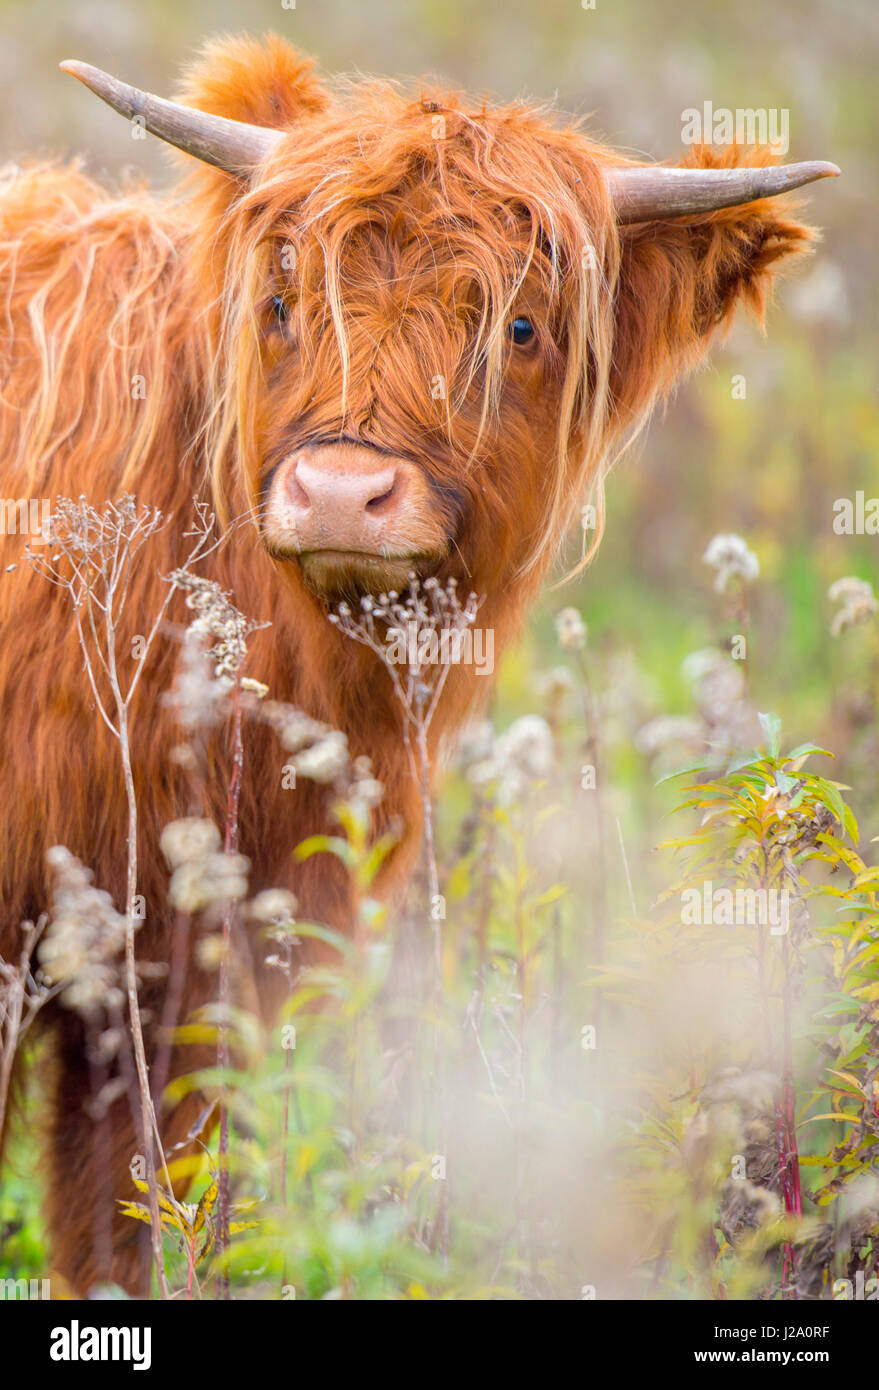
[170,34,331,235]
[609,146,816,434]
[174,32,330,128]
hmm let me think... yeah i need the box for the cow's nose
[285,455,406,548]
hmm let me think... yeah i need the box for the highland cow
[0,34,837,1293]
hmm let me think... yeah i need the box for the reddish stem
[217,674,244,1297]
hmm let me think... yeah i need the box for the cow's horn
[60,60,283,173]
[605,161,840,224]
[60,61,840,213]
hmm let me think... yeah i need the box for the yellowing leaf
[800,1112,860,1125]
[117,1201,153,1226]
[296,1143,320,1180]
[193,1176,219,1235]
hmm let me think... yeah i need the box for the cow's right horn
[60,59,284,174]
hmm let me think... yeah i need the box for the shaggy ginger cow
[0,35,836,1293]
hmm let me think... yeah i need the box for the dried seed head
[555,607,587,651]
[247,888,298,924]
[168,851,250,913]
[828,576,878,636]
[160,818,222,870]
[39,846,126,1017]
[703,533,759,593]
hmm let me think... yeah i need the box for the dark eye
[271,294,288,324]
[509,316,534,346]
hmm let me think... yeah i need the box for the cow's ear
[175,33,330,132]
[609,148,816,434]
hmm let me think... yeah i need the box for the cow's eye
[271,295,288,324]
[509,316,534,345]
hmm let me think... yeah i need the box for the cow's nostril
[361,478,400,522]
[288,464,312,510]
[365,481,398,514]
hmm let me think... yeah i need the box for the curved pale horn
[60,59,284,173]
[605,160,840,223]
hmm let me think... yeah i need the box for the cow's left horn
[605,161,840,224]
[60,60,284,173]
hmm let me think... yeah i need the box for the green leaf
[654,758,710,786]
[843,801,860,845]
[799,1112,860,1126]
[533,883,568,909]
[785,743,833,763]
[813,779,847,829]
[757,712,782,760]
[293,835,354,867]
[724,749,764,774]
[774,770,799,795]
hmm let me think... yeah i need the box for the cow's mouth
[294,548,444,602]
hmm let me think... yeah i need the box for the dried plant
[0,917,61,1144]
[26,495,219,1297]
[164,571,267,1295]
[330,574,483,968]
[828,575,878,637]
[330,574,484,1256]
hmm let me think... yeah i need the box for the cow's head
[62,37,837,610]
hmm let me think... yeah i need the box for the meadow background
[1,0,877,1300]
